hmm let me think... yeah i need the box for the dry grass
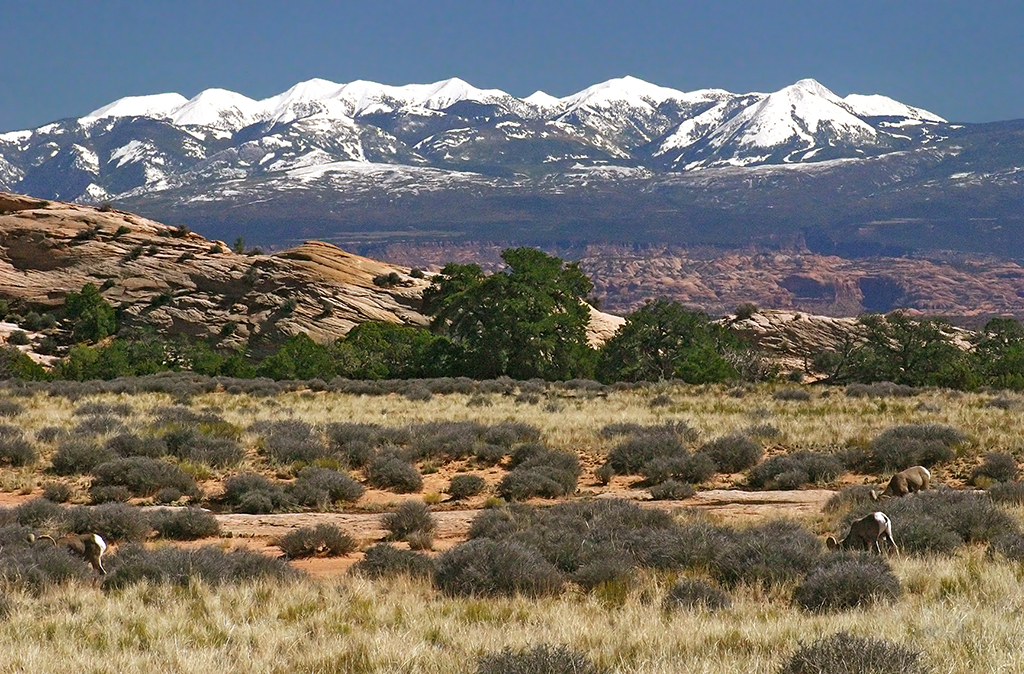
[0,550,1022,673]
[2,383,1024,671]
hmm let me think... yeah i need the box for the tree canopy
[595,299,740,384]
[423,248,596,380]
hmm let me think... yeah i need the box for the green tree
[255,333,336,380]
[813,311,977,389]
[0,346,48,380]
[62,283,116,343]
[973,317,1024,390]
[333,321,454,379]
[423,248,596,380]
[595,299,740,383]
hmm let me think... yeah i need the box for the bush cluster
[972,452,1019,485]
[148,507,220,540]
[0,426,37,467]
[867,423,966,471]
[366,454,422,493]
[447,474,486,500]
[287,467,364,507]
[90,456,201,499]
[220,473,291,514]
[747,450,843,490]
[50,439,116,475]
[697,434,763,473]
[497,447,580,500]
[649,479,696,500]
[102,544,299,590]
[382,501,436,544]
[603,421,699,475]
[256,420,329,465]
[352,543,435,580]
[435,538,564,598]
[778,631,925,674]
[793,552,901,612]
[662,578,731,612]
[476,644,605,674]
[276,524,356,559]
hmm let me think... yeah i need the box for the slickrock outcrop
[0,193,431,351]
[0,193,622,352]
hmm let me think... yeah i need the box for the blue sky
[3,0,1022,131]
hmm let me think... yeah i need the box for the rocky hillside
[0,193,623,354]
[0,192,431,351]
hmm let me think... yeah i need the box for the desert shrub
[66,502,152,542]
[13,497,65,528]
[41,482,73,503]
[883,489,1018,553]
[50,439,116,475]
[72,414,127,436]
[366,454,422,493]
[257,420,329,465]
[484,421,541,447]
[74,402,133,417]
[476,644,605,674]
[972,452,1019,485]
[745,422,781,440]
[823,485,879,513]
[844,382,920,398]
[407,421,487,461]
[712,519,822,587]
[868,423,966,471]
[435,538,564,597]
[470,499,690,581]
[102,544,299,590]
[698,434,763,473]
[220,473,291,513]
[640,453,716,485]
[0,541,96,593]
[778,631,925,674]
[382,501,436,541]
[148,507,220,540]
[0,432,37,467]
[89,485,131,503]
[649,480,696,500]
[176,435,244,468]
[988,480,1024,505]
[90,457,200,499]
[773,387,811,401]
[0,400,23,417]
[662,578,731,612]
[155,488,182,504]
[594,463,614,485]
[287,467,364,507]
[497,450,580,500]
[987,532,1024,563]
[276,524,356,559]
[105,433,167,459]
[448,474,486,500]
[607,434,685,475]
[747,450,843,490]
[793,553,901,612]
[351,543,435,580]
[35,426,69,444]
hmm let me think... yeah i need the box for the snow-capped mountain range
[1,75,1021,258]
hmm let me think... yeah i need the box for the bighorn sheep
[879,466,931,499]
[826,512,898,555]
[30,533,108,574]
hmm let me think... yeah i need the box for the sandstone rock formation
[0,193,622,353]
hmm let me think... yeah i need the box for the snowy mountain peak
[81,93,189,124]
[168,88,261,130]
[843,94,945,122]
[562,75,688,110]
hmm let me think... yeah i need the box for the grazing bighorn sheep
[826,512,898,555]
[878,466,931,499]
[30,533,108,574]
